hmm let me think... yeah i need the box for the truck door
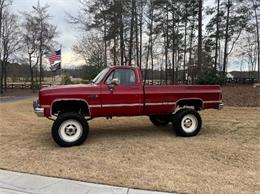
[100,68,143,116]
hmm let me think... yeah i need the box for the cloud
[12,0,85,67]
[61,50,85,67]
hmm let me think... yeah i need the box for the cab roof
[108,65,139,70]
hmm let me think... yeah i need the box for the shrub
[61,75,74,85]
[196,69,225,85]
[32,83,41,90]
[81,80,91,84]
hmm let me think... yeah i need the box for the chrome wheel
[181,114,198,133]
[58,119,83,143]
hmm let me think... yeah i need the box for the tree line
[0,0,57,93]
[71,0,259,84]
[0,0,259,94]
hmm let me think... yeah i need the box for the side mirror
[110,78,119,85]
[108,78,119,91]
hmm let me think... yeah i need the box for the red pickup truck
[33,66,223,147]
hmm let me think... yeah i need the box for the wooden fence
[6,83,52,89]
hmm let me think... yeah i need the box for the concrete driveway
[0,170,168,194]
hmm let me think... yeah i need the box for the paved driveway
[0,170,168,194]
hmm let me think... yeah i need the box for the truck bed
[144,85,222,115]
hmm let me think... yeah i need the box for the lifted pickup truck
[34,66,223,147]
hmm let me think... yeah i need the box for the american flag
[48,49,61,65]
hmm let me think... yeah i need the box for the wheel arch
[175,98,204,111]
[51,99,91,117]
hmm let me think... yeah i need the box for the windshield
[92,68,110,84]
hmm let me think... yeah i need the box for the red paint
[38,66,223,118]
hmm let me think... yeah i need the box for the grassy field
[0,99,259,193]
[222,85,260,107]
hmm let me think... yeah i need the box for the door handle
[88,95,99,99]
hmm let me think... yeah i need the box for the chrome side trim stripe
[145,102,176,106]
[89,100,222,108]
[89,105,102,108]
[89,102,175,108]
[41,105,50,108]
[89,104,142,108]
[103,103,142,107]
[203,100,222,103]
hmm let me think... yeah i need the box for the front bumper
[218,102,224,110]
[33,100,44,117]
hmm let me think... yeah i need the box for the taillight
[219,90,223,100]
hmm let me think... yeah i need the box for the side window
[105,69,136,85]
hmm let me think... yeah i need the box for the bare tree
[22,12,40,88]
[223,0,231,76]
[1,2,21,91]
[214,0,221,70]
[139,0,143,69]
[0,0,12,93]
[245,36,257,77]
[197,0,203,75]
[134,1,139,67]
[73,34,105,66]
[251,0,259,80]
[144,0,154,84]
[30,1,58,86]
[128,0,136,66]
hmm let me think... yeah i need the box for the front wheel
[52,112,89,147]
[173,108,202,137]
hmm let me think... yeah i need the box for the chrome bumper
[33,100,44,117]
[218,102,224,110]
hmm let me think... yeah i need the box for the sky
[10,0,252,72]
[11,0,85,68]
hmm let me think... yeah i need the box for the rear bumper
[33,100,44,117]
[218,102,224,110]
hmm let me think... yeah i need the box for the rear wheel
[149,115,170,126]
[52,112,89,147]
[173,108,202,137]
